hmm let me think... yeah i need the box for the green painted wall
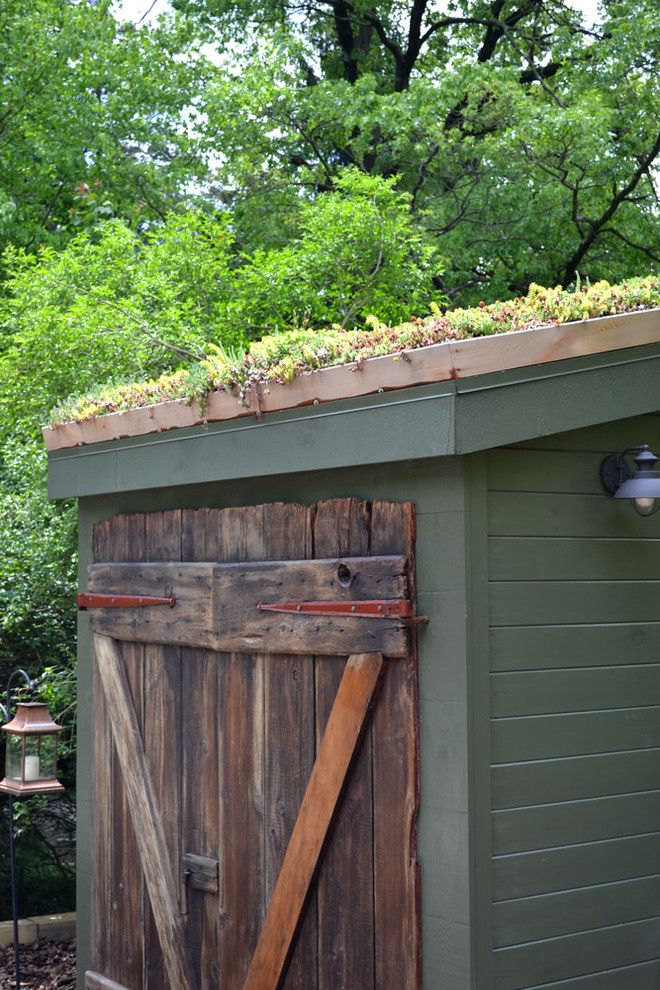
[481,411,660,988]
[69,399,660,989]
[75,456,473,990]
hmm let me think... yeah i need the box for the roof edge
[43,307,660,453]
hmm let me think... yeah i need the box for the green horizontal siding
[486,413,660,988]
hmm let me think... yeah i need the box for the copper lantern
[0,703,64,796]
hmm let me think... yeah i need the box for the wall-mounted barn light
[600,444,660,516]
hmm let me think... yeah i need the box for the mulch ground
[0,939,75,989]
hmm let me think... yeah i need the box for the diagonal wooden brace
[93,634,198,990]
[242,652,384,990]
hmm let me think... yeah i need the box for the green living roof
[50,276,660,428]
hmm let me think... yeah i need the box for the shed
[46,305,660,990]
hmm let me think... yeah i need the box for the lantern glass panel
[24,735,41,781]
[5,734,23,780]
[38,735,58,780]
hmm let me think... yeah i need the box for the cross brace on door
[84,552,422,990]
[92,636,392,990]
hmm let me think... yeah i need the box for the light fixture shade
[0,702,64,796]
[614,474,660,500]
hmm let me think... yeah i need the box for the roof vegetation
[50,276,660,426]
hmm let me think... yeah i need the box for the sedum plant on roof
[50,275,660,426]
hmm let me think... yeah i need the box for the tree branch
[562,130,660,285]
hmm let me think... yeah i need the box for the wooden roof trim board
[43,307,660,452]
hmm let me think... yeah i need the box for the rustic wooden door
[83,500,420,990]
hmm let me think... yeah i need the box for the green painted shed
[46,306,660,990]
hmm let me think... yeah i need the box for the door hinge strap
[77,593,176,610]
[257,599,413,619]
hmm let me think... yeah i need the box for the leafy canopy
[175,0,660,301]
[0,170,439,432]
[0,0,211,260]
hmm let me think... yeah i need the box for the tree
[0,0,211,262]
[174,0,659,301]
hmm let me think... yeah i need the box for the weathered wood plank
[370,500,421,990]
[93,633,197,990]
[143,510,182,988]
[259,502,317,990]
[104,514,145,989]
[180,507,222,990]
[214,506,267,990]
[314,499,375,990]
[86,556,409,657]
[90,522,114,980]
[243,652,384,990]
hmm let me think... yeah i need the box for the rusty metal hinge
[77,593,176,610]
[257,599,426,621]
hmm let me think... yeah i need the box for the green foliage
[2,176,439,431]
[177,0,660,300]
[50,275,660,422]
[0,213,240,434]
[0,437,76,668]
[0,437,77,920]
[230,169,443,332]
[0,0,211,260]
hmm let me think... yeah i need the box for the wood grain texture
[313,499,375,990]
[101,514,145,988]
[87,500,420,990]
[90,522,114,981]
[258,502,316,990]
[370,501,421,990]
[85,556,409,656]
[143,510,182,988]
[180,508,223,990]
[243,652,384,990]
[94,633,197,990]
[43,308,660,452]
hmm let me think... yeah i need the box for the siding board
[493,788,660,855]
[491,581,660,626]
[489,537,660,581]
[492,916,660,989]
[487,419,660,985]
[492,707,660,762]
[491,666,660,716]
[490,623,660,671]
[492,749,660,808]
[493,874,660,947]
[489,491,660,538]
[493,832,660,900]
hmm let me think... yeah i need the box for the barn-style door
[84,500,420,990]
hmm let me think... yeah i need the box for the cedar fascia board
[43,308,660,454]
[47,339,660,500]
